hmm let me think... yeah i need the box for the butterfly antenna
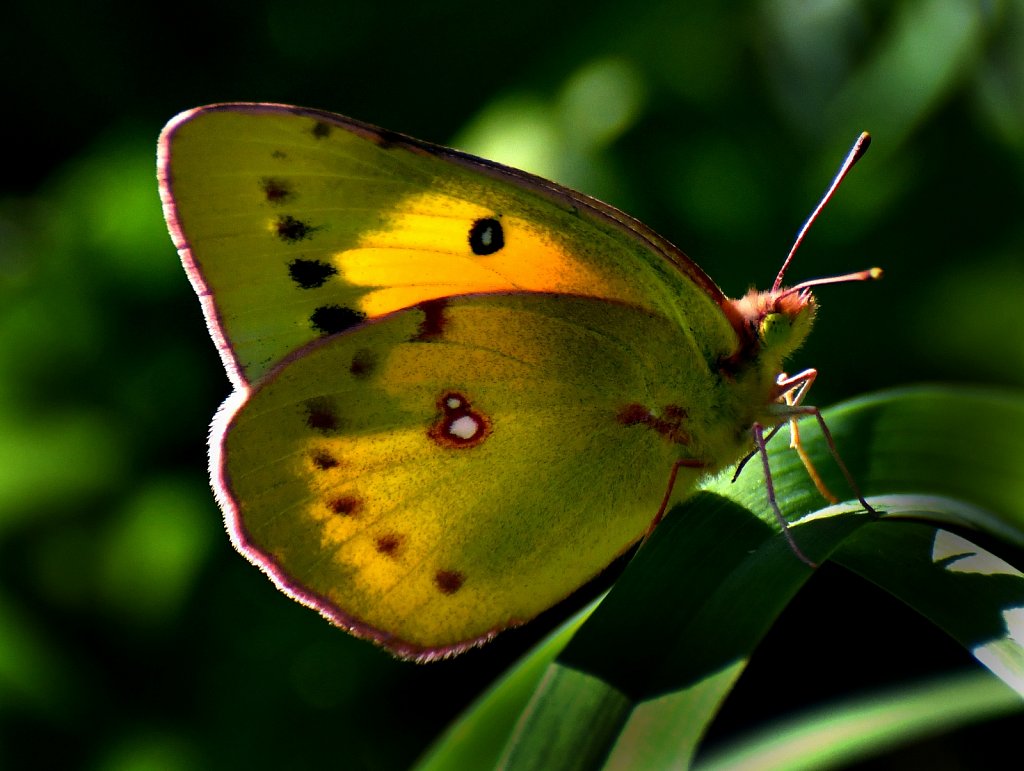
[776,266,883,302]
[772,132,872,292]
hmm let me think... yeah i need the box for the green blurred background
[2,0,1023,768]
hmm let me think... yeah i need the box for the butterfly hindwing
[217,293,724,658]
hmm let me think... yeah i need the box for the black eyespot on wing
[289,258,337,289]
[310,305,366,335]
[312,121,331,139]
[277,215,317,243]
[468,218,504,255]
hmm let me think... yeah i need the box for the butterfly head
[760,288,819,358]
[726,267,881,370]
[729,285,817,365]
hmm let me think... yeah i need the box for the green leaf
[415,602,598,771]
[835,521,1024,694]
[693,669,1021,771]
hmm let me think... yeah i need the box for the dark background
[2,1,1022,768]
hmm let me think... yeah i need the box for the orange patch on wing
[334,192,618,317]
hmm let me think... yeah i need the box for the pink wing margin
[157,108,253,391]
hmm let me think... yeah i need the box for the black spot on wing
[311,449,339,470]
[329,495,361,515]
[310,305,366,335]
[469,217,504,255]
[261,177,291,204]
[435,569,465,594]
[303,397,341,433]
[277,215,318,243]
[289,258,337,289]
[312,121,331,139]
[349,348,376,378]
[375,533,405,556]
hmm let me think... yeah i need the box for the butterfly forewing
[159,104,738,386]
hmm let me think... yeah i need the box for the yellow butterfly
[158,104,878,660]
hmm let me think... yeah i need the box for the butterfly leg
[776,401,878,518]
[751,369,878,566]
[730,368,817,484]
[774,368,877,516]
[752,423,817,568]
[646,458,707,536]
[774,369,838,504]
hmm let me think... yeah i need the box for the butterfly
[158,103,879,660]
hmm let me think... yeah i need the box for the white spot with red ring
[429,391,491,448]
[448,414,481,440]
